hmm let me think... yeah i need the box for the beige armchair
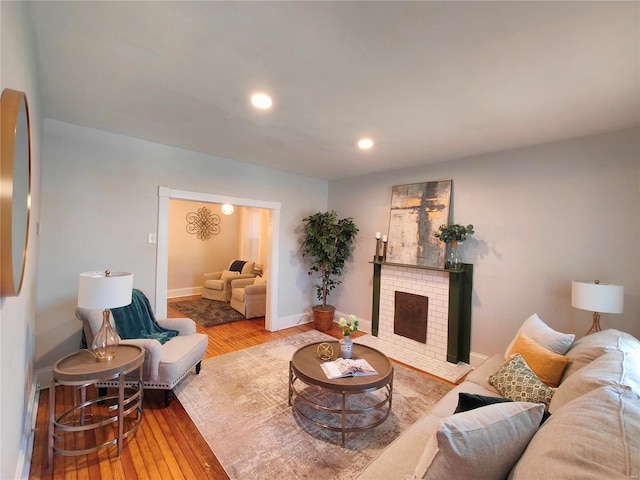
[202,260,255,302]
[76,291,208,407]
[230,277,267,319]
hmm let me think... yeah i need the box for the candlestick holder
[374,238,382,262]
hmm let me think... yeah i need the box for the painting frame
[386,180,452,268]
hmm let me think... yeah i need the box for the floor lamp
[571,280,624,335]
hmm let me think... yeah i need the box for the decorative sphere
[316,342,334,360]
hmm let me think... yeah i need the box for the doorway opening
[155,186,281,331]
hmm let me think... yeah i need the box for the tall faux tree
[301,210,359,307]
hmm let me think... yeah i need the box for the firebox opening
[394,291,428,344]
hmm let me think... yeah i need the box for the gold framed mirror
[1,88,32,297]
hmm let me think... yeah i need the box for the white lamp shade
[571,280,624,314]
[78,271,134,309]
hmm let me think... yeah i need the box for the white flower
[338,314,359,335]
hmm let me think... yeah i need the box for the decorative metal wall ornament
[186,207,221,240]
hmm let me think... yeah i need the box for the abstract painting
[386,180,452,268]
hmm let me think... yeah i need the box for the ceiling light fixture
[251,93,273,110]
[221,204,234,215]
[358,138,374,150]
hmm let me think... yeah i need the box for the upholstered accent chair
[230,276,267,319]
[76,292,208,407]
[202,260,256,302]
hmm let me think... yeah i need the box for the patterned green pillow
[489,354,555,407]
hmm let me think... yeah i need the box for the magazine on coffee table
[320,358,378,379]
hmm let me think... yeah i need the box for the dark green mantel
[371,261,473,364]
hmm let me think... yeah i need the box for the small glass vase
[446,241,462,270]
[339,335,353,359]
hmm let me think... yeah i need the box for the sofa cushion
[204,279,223,290]
[619,336,640,393]
[507,333,569,387]
[154,333,208,389]
[560,329,623,381]
[231,288,245,302]
[550,349,626,413]
[505,313,575,359]
[356,412,444,480]
[510,386,640,480]
[414,402,544,480]
[464,354,504,394]
[357,381,499,480]
[489,354,555,407]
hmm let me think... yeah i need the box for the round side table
[47,345,144,468]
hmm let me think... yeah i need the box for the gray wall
[35,119,328,371]
[329,128,640,357]
[0,2,43,478]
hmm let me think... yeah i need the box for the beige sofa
[202,261,255,302]
[230,276,267,319]
[357,328,640,479]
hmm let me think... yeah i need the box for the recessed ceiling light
[251,93,273,110]
[358,138,374,150]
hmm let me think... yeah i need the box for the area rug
[174,330,452,480]
[170,297,245,327]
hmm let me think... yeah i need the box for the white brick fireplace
[356,264,472,383]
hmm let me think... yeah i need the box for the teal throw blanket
[111,289,178,344]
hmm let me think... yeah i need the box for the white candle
[375,232,381,239]
[382,235,387,242]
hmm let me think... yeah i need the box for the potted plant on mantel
[434,223,474,270]
[300,210,359,332]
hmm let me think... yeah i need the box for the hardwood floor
[29,297,351,480]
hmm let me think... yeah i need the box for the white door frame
[155,186,281,331]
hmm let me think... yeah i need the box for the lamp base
[585,311,601,336]
[92,308,119,361]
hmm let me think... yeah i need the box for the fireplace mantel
[371,261,473,364]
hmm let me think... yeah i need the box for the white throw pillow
[505,313,575,359]
[413,402,545,480]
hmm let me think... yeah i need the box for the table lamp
[571,280,623,335]
[78,270,133,361]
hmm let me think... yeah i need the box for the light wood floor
[28,296,354,480]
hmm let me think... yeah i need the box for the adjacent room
[1,1,638,479]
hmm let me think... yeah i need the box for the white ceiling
[27,1,639,180]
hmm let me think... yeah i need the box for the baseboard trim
[18,379,39,479]
[36,366,52,391]
[276,312,314,330]
[168,287,202,299]
[469,351,488,369]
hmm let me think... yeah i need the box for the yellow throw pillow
[508,333,569,388]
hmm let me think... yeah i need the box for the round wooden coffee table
[288,341,393,446]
